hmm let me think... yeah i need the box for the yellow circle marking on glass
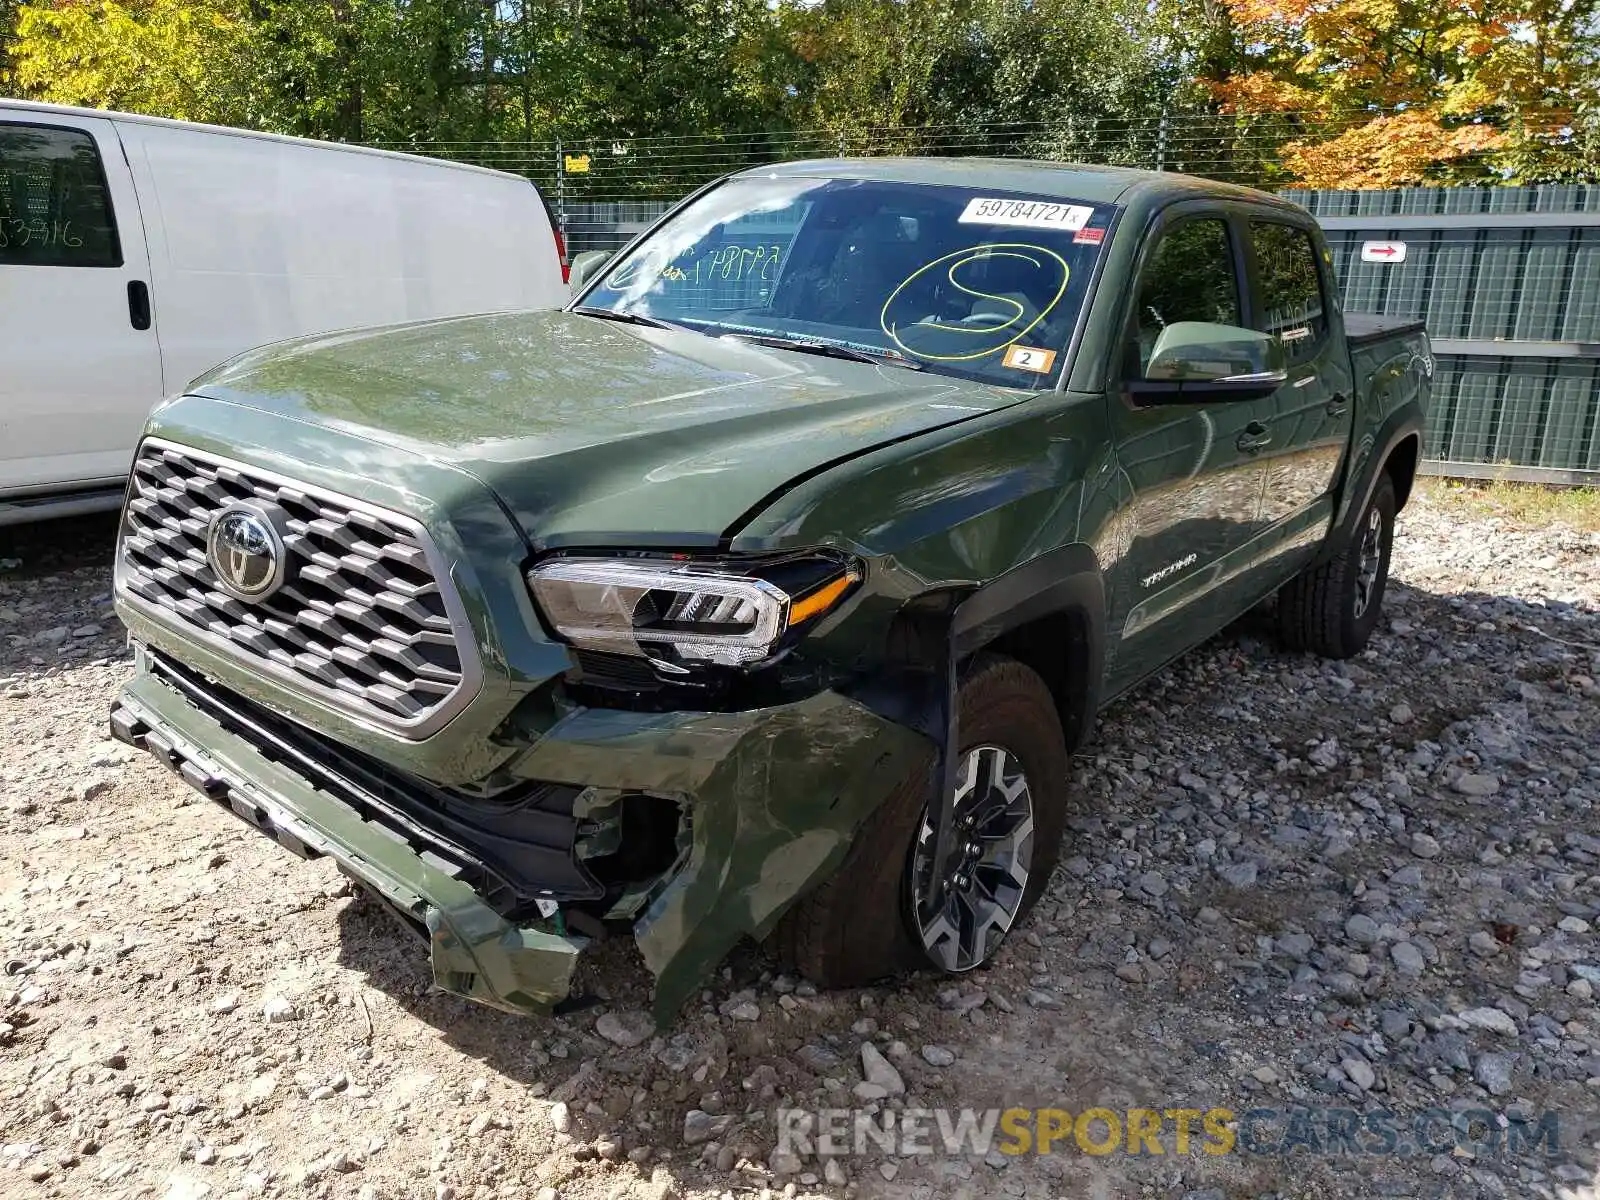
[880,243,1071,363]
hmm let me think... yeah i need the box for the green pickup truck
[109,159,1430,1024]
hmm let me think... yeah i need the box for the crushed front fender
[506,692,931,1024]
[112,652,930,1025]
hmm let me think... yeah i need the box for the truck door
[0,114,163,496]
[1245,218,1355,574]
[1103,212,1279,692]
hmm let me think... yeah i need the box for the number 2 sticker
[1003,345,1057,374]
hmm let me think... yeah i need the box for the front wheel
[771,656,1069,987]
[907,743,1038,973]
[1277,473,1396,658]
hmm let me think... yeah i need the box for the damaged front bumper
[111,648,928,1024]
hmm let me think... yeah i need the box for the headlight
[527,554,860,670]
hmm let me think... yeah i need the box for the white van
[0,100,568,523]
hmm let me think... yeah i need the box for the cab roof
[737,157,1305,218]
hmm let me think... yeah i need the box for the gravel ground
[2,489,1598,1200]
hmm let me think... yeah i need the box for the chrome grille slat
[117,439,477,737]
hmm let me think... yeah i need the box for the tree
[7,0,1592,188]
[1204,0,1600,185]
[1,0,21,88]
[782,0,970,133]
[11,0,254,124]
[11,1,539,144]
[240,1,511,143]
[533,0,790,139]
[240,0,379,141]
[778,0,1191,163]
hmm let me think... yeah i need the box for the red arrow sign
[1361,241,1408,263]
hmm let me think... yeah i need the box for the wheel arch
[1385,431,1421,511]
[1317,408,1425,567]
[822,544,1107,973]
[950,542,1107,752]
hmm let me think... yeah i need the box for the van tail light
[553,227,569,283]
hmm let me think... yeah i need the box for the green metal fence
[1286,186,1600,484]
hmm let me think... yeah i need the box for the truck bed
[1345,312,1428,348]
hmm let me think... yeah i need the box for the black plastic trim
[134,651,602,914]
[916,546,1109,913]
[1316,412,1425,567]
[1345,314,1428,348]
[952,543,1107,728]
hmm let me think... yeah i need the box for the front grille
[117,438,478,737]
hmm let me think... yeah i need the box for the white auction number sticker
[958,197,1094,233]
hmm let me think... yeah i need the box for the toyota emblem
[205,504,287,602]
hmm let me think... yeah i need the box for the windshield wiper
[571,305,696,335]
[719,332,922,370]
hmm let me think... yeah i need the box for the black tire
[1277,472,1396,658]
[772,655,1070,988]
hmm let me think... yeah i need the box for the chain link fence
[376,112,1593,255]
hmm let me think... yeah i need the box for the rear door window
[0,123,122,267]
[1250,222,1327,364]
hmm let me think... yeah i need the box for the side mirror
[1132,321,1288,403]
[568,249,613,292]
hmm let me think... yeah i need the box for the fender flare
[951,541,1107,717]
[920,544,1108,914]
[843,542,1109,744]
[1316,404,1424,567]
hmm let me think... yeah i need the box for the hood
[191,309,1029,546]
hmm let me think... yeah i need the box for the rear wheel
[1277,473,1396,658]
[772,656,1069,987]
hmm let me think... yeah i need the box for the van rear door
[0,111,164,496]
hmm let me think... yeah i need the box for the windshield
[579,176,1115,389]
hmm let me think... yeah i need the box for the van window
[1250,222,1326,363]
[0,124,122,267]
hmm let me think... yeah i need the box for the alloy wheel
[1353,503,1385,619]
[908,744,1035,973]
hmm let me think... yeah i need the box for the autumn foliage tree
[1203,0,1600,186]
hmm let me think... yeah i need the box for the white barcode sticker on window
[958,198,1094,233]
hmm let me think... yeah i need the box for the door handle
[127,280,151,331]
[1236,421,1272,455]
[1325,392,1349,417]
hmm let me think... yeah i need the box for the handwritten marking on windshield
[880,243,1070,364]
[605,244,783,293]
